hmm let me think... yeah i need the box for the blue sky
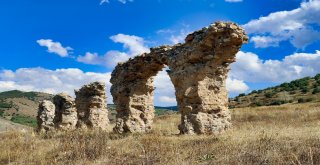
[0,0,320,106]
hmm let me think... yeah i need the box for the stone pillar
[37,100,55,132]
[167,22,248,134]
[111,50,168,133]
[75,81,109,130]
[53,93,77,130]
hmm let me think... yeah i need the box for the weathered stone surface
[53,93,77,130]
[75,81,109,130]
[111,21,248,134]
[37,100,55,132]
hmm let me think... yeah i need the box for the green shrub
[289,91,296,95]
[0,101,12,109]
[298,98,305,103]
[312,87,320,94]
[264,92,274,98]
[238,93,246,97]
[315,74,320,81]
[306,98,313,102]
[301,87,309,93]
[269,100,287,106]
[255,102,264,106]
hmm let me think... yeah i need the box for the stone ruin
[111,21,248,135]
[75,82,109,130]
[53,93,77,130]
[37,100,55,132]
[37,82,109,132]
[37,21,247,135]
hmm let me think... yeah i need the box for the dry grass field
[1,102,320,165]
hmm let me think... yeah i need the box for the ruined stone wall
[37,82,109,132]
[111,22,248,134]
[75,82,109,130]
[37,100,55,132]
[53,93,77,130]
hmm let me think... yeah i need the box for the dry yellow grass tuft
[1,102,320,164]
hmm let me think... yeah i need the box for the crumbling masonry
[37,82,109,131]
[111,22,248,134]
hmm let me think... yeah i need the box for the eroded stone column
[111,48,168,133]
[168,22,248,134]
[53,93,77,130]
[37,100,55,132]
[75,82,109,130]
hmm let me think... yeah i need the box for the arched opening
[153,67,178,134]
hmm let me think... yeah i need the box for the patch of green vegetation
[269,100,287,106]
[298,98,313,103]
[312,87,320,94]
[264,92,276,98]
[254,102,264,106]
[279,77,311,92]
[0,109,4,117]
[10,114,37,127]
[155,109,170,116]
[0,90,38,101]
[0,101,12,109]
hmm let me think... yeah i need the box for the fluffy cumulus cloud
[230,50,320,83]
[226,78,249,94]
[154,69,176,106]
[243,0,320,49]
[100,0,133,5]
[77,34,149,68]
[0,68,112,103]
[37,39,73,57]
[225,0,243,2]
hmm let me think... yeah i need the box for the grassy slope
[0,90,53,126]
[230,74,320,108]
[1,102,320,164]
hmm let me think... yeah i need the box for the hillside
[230,73,320,108]
[0,90,53,127]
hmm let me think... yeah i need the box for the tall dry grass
[1,102,320,165]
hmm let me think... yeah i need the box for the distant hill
[0,90,53,127]
[229,74,320,108]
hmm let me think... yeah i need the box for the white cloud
[100,0,133,5]
[77,34,149,68]
[100,0,109,5]
[37,39,73,57]
[243,0,320,49]
[226,78,249,94]
[110,34,149,56]
[225,0,242,2]
[169,29,190,44]
[158,96,176,104]
[230,50,320,83]
[250,36,282,48]
[0,68,112,103]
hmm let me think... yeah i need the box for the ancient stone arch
[111,21,248,135]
